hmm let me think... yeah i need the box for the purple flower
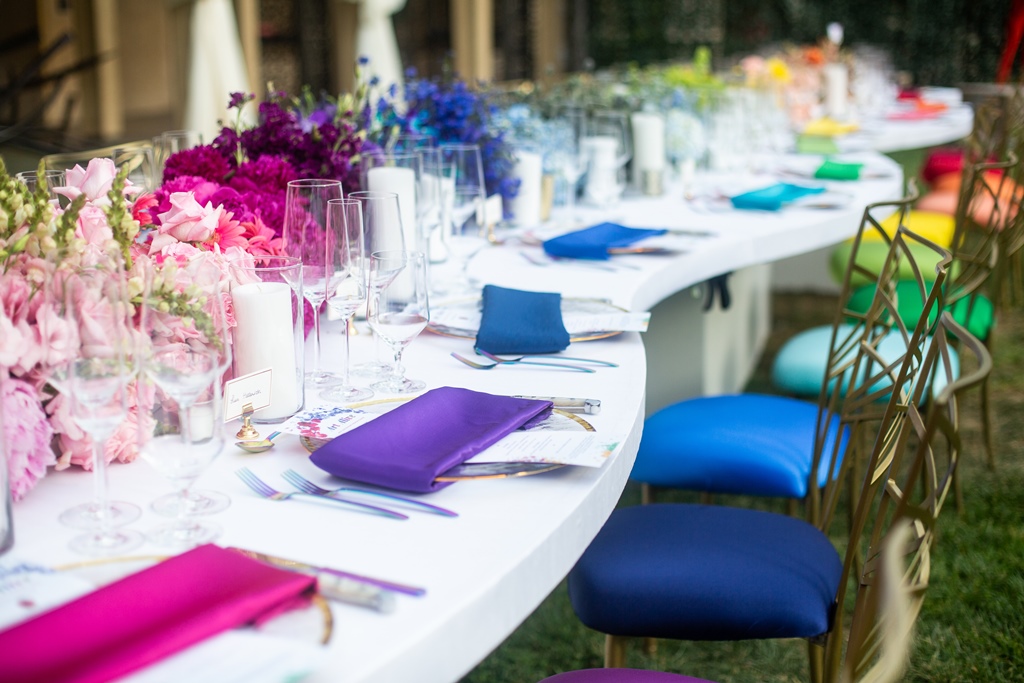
[228,92,255,110]
[162,145,232,184]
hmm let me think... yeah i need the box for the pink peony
[3,377,56,501]
[0,310,28,368]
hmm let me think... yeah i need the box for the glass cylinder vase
[229,256,305,422]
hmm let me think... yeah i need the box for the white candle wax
[824,63,849,120]
[231,281,300,420]
[367,166,418,251]
[630,112,666,175]
[508,150,543,227]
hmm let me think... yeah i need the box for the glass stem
[91,437,110,532]
[177,403,195,533]
[393,347,405,384]
[311,301,322,375]
[342,315,353,386]
[565,174,577,224]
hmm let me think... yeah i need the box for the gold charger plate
[425,296,627,343]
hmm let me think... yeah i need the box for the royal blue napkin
[730,183,825,211]
[309,387,552,492]
[542,222,667,260]
[475,284,571,355]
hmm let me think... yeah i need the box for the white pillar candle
[630,112,666,177]
[583,136,620,205]
[231,281,300,420]
[824,63,849,120]
[367,166,418,251]
[508,150,543,226]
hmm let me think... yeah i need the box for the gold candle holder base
[235,403,260,440]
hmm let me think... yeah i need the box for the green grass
[461,293,1024,683]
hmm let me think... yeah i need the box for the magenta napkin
[310,386,552,492]
[0,544,316,683]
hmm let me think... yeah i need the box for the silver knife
[513,395,601,414]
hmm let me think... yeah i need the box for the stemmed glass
[284,178,344,388]
[362,153,423,255]
[16,170,66,202]
[137,255,232,546]
[349,191,406,379]
[437,143,486,294]
[367,251,430,394]
[112,145,157,192]
[58,257,143,556]
[321,199,372,403]
[551,107,589,227]
[584,111,632,207]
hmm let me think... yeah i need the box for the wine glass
[137,255,231,546]
[349,191,406,378]
[584,110,632,207]
[418,148,447,265]
[362,153,423,254]
[58,258,144,556]
[437,143,486,294]
[321,199,373,403]
[283,178,344,388]
[551,107,589,227]
[367,251,430,394]
[16,170,66,202]
[112,145,157,192]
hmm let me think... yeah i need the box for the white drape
[183,0,255,143]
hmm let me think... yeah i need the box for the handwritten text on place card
[223,368,273,422]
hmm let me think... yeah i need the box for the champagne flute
[437,144,485,294]
[552,107,589,227]
[137,255,231,546]
[284,178,344,388]
[321,199,373,403]
[367,251,430,394]
[349,191,406,378]
[58,259,143,556]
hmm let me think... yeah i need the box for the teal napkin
[730,183,826,211]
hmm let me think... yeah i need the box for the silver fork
[235,467,408,520]
[281,469,459,518]
[450,352,595,373]
[474,348,619,368]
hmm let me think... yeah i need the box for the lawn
[461,292,1024,683]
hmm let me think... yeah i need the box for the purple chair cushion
[539,670,716,683]
[568,504,842,641]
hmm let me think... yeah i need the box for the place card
[0,558,93,631]
[223,369,273,422]
[466,431,622,468]
[277,405,374,440]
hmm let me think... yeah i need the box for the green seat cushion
[829,240,950,287]
[846,280,994,341]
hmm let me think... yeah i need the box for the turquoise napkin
[730,183,826,211]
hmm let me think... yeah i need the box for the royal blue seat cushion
[771,324,959,398]
[539,670,716,683]
[631,394,846,498]
[568,504,843,641]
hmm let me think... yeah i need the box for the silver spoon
[450,352,594,373]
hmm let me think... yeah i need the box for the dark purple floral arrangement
[372,69,519,206]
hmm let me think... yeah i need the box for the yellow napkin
[803,118,860,137]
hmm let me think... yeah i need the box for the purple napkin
[309,387,552,492]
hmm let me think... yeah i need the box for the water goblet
[551,107,589,226]
[284,178,344,388]
[436,143,486,295]
[321,199,373,403]
[367,251,430,394]
[57,260,143,555]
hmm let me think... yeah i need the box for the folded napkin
[796,135,841,155]
[542,222,666,260]
[814,159,864,181]
[730,183,826,211]
[476,284,570,355]
[802,118,859,137]
[310,387,552,493]
[0,545,316,683]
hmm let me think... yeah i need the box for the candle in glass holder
[231,282,300,420]
[824,63,849,120]
[631,112,666,194]
[509,150,542,226]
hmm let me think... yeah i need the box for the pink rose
[55,158,120,205]
[3,377,56,501]
[151,192,221,253]
[75,204,115,245]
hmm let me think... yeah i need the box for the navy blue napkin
[730,183,825,211]
[475,284,571,354]
[542,222,667,260]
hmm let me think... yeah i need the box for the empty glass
[283,178,344,388]
[321,199,372,403]
[367,251,430,394]
[584,111,631,207]
[550,107,589,226]
[436,144,486,295]
[16,170,66,202]
[112,145,157,192]
[0,373,13,557]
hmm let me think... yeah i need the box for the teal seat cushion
[771,324,959,398]
[846,280,994,342]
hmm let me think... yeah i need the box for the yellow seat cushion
[859,210,956,247]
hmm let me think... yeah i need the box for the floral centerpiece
[0,157,254,501]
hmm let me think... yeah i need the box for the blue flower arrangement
[372,69,519,205]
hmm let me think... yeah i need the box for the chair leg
[786,497,798,517]
[807,640,825,683]
[641,483,654,505]
[604,634,627,668]
[699,491,714,505]
[642,637,658,656]
[980,377,996,470]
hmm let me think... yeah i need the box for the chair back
[827,313,993,682]
[810,203,952,527]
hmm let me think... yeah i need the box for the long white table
[8,152,904,683]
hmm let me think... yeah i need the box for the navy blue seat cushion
[631,394,846,498]
[539,670,715,683]
[568,504,843,641]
